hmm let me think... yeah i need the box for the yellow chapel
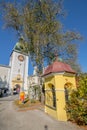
[42,59,76,121]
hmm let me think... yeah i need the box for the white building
[9,50,29,94]
[0,49,28,94]
[28,75,41,99]
[0,65,10,88]
[0,41,41,96]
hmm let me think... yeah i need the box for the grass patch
[14,98,41,108]
[30,99,36,103]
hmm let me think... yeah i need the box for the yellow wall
[55,74,76,89]
[11,74,23,90]
[45,106,57,119]
[44,73,76,121]
[12,82,22,89]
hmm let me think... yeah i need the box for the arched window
[52,85,56,108]
[46,84,56,108]
[64,83,72,102]
[64,87,69,102]
[42,84,45,96]
[14,84,20,94]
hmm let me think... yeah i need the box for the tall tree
[0,0,82,73]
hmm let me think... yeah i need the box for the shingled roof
[43,61,76,76]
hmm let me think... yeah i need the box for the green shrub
[66,73,87,125]
[30,99,36,103]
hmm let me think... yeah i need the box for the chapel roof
[43,60,76,76]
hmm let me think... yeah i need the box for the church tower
[9,41,29,94]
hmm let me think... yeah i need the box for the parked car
[13,88,18,95]
[0,88,8,97]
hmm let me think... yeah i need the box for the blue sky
[63,0,87,72]
[0,0,87,74]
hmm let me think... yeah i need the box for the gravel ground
[0,95,85,130]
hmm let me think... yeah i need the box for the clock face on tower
[18,55,24,62]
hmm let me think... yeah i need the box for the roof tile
[43,61,76,76]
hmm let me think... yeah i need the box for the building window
[46,84,56,109]
[52,85,56,108]
[64,83,72,103]
[64,87,69,102]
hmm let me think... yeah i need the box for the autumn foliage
[66,73,87,125]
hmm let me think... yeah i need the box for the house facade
[0,49,29,94]
[0,41,41,96]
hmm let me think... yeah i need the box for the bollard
[19,92,25,104]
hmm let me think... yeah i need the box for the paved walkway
[0,95,84,130]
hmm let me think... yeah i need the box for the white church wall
[9,50,28,94]
[23,55,29,93]
[28,75,41,99]
[28,75,40,87]
[0,65,10,88]
[9,52,15,88]
[0,39,30,95]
